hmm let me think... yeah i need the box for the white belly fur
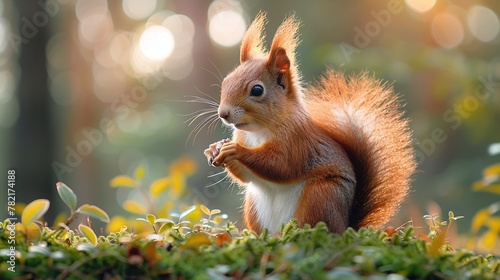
[238,129,304,232]
[247,178,305,233]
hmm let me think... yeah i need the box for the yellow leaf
[22,199,50,227]
[25,222,42,241]
[15,203,26,216]
[79,224,98,246]
[158,222,174,234]
[472,181,485,191]
[77,204,110,223]
[200,204,211,216]
[123,200,147,215]
[147,214,156,225]
[479,229,498,249]
[180,232,211,251]
[134,166,146,181]
[150,177,171,197]
[110,175,136,188]
[485,217,500,231]
[170,171,185,199]
[478,184,500,194]
[170,157,197,175]
[186,205,204,224]
[484,163,500,177]
[471,208,491,233]
[53,212,68,227]
[107,216,128,233]
[428,229,446,257]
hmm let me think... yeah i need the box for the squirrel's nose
[219,109,229,120]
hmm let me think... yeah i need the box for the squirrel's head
[218,12,303,132]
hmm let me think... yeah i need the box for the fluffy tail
[307,70,416,229]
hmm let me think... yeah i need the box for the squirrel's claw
[205,139,231,168]
[214,141,238,167]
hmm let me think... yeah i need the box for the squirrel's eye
[250,85,264,97]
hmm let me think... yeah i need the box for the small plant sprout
[18,182,109,245]
[55,182,110,226]
[424,211,464,257]
[200,204,224,231]
[136,214,174,236]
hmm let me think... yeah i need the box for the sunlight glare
[405,0,436,13]
[139,25,174,61]
[209,10,246,47]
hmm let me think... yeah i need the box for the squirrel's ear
[268,47,290,74]
[240,12,267,63]
[267,14,300,73]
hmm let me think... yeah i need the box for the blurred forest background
[0,0,499,238]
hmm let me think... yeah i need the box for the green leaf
[79,224,97,246]
[110,175,136,188]
[77,204,110,223]
[56,182,77,211]
[134,166,146,181]
[22,199,50,227]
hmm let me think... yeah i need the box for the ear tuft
[240,12,267,63]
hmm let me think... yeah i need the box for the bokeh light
[123,0,157,20]
[431,13,464,49]
[208,10,246,47]
[467,5,500,43]
[139,25,175,61]
[405,0,437,13]
[76,0,112,46]
[109,32,131,66]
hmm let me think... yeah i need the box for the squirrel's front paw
[214,141,239,167]
[204,139,230,167]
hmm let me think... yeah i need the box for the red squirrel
[204,13,416,234]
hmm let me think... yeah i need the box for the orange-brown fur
[204,12,416,233]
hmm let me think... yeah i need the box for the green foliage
[1,158,499,279]
[1,220,498,279]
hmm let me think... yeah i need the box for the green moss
[0,221,498,279]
